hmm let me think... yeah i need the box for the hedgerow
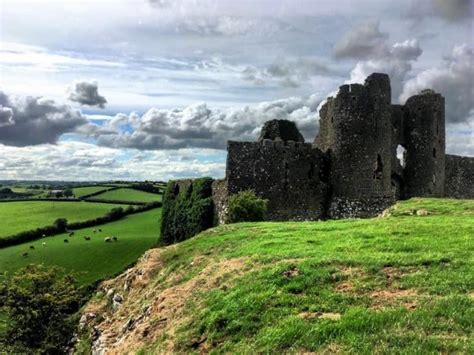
[160,178,214,245]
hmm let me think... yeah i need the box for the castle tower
[402,90,445,197]
[314,73,394,218]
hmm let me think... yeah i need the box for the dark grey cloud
[0,90,87,146]
[68,80,107,108]
[0,104,14,127]
[88,95,321,150]
[242,58,340,88]
[401,44,474,124]
[433,0,473,21]
[407,0,473,23]
[334,21,389,60]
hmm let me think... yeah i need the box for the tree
[107,207,124,219]
[227,190,268,223]
[54,218,68,232]
[63,189,73,198]
[0,265,82,353]
[0,187,13,195]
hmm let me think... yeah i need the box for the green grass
[91,188,161,203]
[0,201,127,239]
[0,208,161,285]
[98,198,473,354]
[72,186,109,198]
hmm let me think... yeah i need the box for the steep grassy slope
[91,188,161,203]
[79,198,474,353]
[0,201,127,239]
[0,208,161,285]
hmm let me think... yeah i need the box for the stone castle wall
[315,73,394,218]
[445,155,474,199]
[220,140,329,221]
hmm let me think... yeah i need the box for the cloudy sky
[0,0,473,181]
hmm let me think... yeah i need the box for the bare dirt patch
[369,289,418,310]
[299,312,342,321]
[82,250,251,354]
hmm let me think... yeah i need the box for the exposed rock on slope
[78,247,249,354]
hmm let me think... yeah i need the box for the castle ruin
[172,73,474,223]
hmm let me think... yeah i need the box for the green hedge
[160,178,214,245]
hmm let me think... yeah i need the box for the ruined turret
[315,73,394,218]
[258,119,305,143]
[401,90,445,197]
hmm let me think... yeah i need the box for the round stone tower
[314,73,394,218]
[402,90,445,197]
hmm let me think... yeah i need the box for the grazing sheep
[29,245,35,250]
[84,236,91,241]
[93,229,97,233]
[42,234,46,238]
[64,239,69,243]
[104,237,112,242]
[42,242,47,246]
[112,236,118,242]
[22,252,28,257]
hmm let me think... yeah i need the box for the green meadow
[91,188,161,202]
[72,186,110,198]
[0,201,127,239]
[0,208,161,285]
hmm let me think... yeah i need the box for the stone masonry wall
[314,73,394,218]
[223,140,329,221]
[445,155,474,199]
[402,90,445,198]
[211,179,228,224]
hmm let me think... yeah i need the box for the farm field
[0,208,161,285]
[73,186,110,198]
[82,198,474,353]
[0,201,127,238]
[91,187,161,202]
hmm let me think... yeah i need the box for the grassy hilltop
[79,198,474,353]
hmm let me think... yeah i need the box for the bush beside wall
[227,190,268,223]
[160,178,214,245]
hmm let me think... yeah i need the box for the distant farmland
[0,208,161,285]
[91,188,161,202]
[72,186,110,198]
[0,201,127,239]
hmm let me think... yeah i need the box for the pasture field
[72,186,109,198]
[92,187,161,202]
[82,198,474,353]
[0,201,127,238]
[0,208,161,285]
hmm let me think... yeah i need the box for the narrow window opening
[433,147,436,158]
[284,162,289,190]
[373,154,384,180]
[396,145,406,167]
